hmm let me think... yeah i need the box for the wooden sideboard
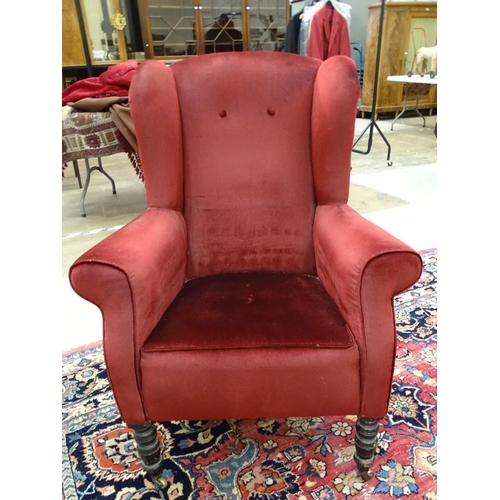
[360,1,437,118]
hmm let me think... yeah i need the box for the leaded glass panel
[202,0,244,53]
[83,0,124,61]
[147,0,198,56]
[247,0,287,52]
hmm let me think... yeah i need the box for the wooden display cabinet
[138,0,290,60]
[63,0,291,82]
[63,0,146,81]
[63,0,88,68]
[360,1,437,118]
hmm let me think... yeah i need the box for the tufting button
[219,110,227,117]
[267,107,275,116]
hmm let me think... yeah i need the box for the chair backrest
[130,52,360,279]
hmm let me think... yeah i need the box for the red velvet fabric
[313,204,423,417]
[311,56,360,205]
[145,273,353,351]
[69,209,187,423]
[142,346,360,421]
[169,53,320,278]
[129,62,184,211]
[141,272,359,420]
[69,53,422,426]
[62,61,138,105]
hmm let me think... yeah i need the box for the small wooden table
[387,74,438,130]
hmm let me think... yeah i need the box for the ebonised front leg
[131,422,167,489]
[353,417,380,481]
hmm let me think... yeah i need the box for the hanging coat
[284,11,303,54]
[307,5,351,61]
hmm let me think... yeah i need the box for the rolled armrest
[313,204,422,417]
[69,208,187,423]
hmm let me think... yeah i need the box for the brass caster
[153,475,168,489]
[360,468,374,481]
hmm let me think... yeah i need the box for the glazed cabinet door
[139,0,201,58]
[201,0,246,54]
[201,0,288,53]
[243,0,289,52]
[138,0,289,59]
[79,0,145,63]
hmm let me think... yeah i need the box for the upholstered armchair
[69,52,422,488]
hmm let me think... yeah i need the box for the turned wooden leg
[131,422,167,489]
[354,417,380,481]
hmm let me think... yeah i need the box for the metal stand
[80,157,117,217]
[390,82,426,131]
[352,0,392,166]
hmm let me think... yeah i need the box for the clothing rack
[351,0,393,166]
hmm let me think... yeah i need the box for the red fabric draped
[62,61,138,105]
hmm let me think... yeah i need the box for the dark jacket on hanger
[284,11,303,54]
[308,4,351,61]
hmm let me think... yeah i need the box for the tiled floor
[62,113,437,352]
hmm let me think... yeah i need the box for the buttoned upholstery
[70,53,422,432]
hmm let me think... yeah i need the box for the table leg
[80,158,117,218]
[391,83,409,131]
[414,86,426,128]
[72,160,82,189]
[97,157,117,194]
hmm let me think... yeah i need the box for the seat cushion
[144,272,353,352]
[140,273,361,421]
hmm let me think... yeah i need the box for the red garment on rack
[308,6,351,61]
[62,61,138,105]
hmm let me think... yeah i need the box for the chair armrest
[313,204,422,417]
[69,208,187,424]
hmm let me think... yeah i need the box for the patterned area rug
[62,250,437,500]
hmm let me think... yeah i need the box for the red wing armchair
[69,52,422,488]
